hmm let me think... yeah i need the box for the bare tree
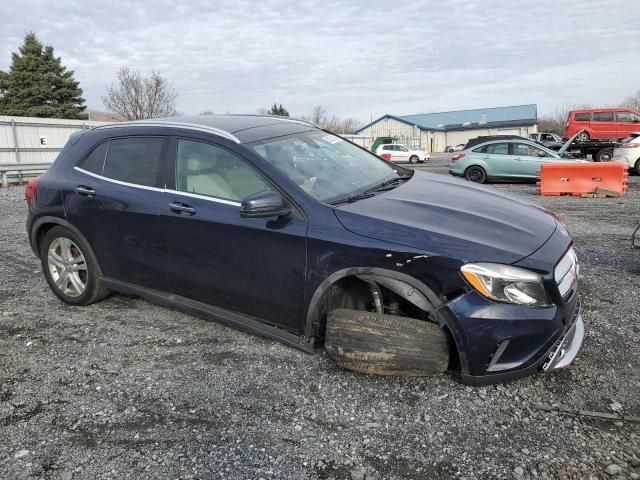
[538,103,593,135]
[307,105,326,125]
[620,90,640,111]
[198,109,214,115]
[299,105,360,133]
[102,67,177,120]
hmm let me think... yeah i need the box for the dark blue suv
[26,115,584,385]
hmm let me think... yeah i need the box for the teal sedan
[448,134,579,183]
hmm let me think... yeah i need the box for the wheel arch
[304,267,464,371]
[30,216,97,270]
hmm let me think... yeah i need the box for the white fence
[0,116,112,186]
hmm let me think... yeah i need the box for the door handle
[76,185,95,197]
[169,202,196,215]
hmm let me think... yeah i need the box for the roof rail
[209,113,318,128]
[92,121,241,143]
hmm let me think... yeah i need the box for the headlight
[460,263,551,307]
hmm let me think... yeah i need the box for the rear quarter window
[77,142,109,175]
[574,113,591,121]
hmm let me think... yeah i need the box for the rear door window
[592,112,614,122]
[102,137,165,187]
[574,113,591,121]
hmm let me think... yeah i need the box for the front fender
[303,266,469,375]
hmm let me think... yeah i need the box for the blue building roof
[356,104,537,133]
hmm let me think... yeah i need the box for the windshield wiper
[365,175,412,193]
[328,174,412,206]
[329,191,376,206]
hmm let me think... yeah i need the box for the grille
[554,247,578,299]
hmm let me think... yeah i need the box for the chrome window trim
[92,122,241,144]
[74,166,165,192]
[168,190,241,207]
[73,166,242,207]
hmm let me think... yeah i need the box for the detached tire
[325,309,449,376]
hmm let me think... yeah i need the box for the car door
[592,111,616,139]
[64,136,172,291]
[161,137,308,331]
[615,111,640,138]
[511,142,553,178]
[393,145,410,162]
[474,142,512,177]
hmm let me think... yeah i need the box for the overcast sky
[1,0,638,123]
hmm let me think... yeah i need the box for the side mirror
[538,151,547,157]
[240,191,292,218]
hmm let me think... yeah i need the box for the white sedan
[376,144,430,163]
[612,132,640,174]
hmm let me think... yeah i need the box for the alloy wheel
[47,237,88,297]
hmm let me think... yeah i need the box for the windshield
[248,130,403,203]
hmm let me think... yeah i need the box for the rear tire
[635,159,640,175]
[464,165,487,183]
[409,155,419,164]
[594,148,613,162]
[576,131,590,142]
[40,226,110,306]
[325,309,450,376]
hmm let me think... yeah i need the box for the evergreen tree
[0,32,86,119]
[267,103,289,117]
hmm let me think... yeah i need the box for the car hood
[334,171,557,264]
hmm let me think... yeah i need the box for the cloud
[0,0,638,122]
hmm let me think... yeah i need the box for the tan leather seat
[181,155,237,201]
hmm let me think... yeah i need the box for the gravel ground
[0,155,639,480]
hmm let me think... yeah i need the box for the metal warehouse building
[355,104,538,153]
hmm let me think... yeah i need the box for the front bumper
[543,311,584,371]
[454,302,583,386]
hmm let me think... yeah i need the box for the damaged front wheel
[325,309,450,376]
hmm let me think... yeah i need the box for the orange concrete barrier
[537,162,628,196]
[381,153,392,161]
